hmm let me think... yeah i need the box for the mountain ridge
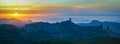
[0,18,119,44]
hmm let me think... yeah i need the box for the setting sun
[13,12,19,16]
[10,12,23,18]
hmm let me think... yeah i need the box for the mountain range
[0,18,33,27]
[23,19,108,40]
[0,18,120,44]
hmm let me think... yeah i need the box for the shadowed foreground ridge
[33,38,120,44]
[0,18,120,44]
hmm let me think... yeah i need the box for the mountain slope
[0,18,25,27]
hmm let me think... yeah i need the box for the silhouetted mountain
[0,18,119,44]
[78,20,120,33]
[23,18,108,41]
[78,20,120,38]
[0,18,25,27]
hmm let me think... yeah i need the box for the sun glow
[13,12,20,16]
[9,12,23,18]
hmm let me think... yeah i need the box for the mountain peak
[68,18,72,22]
[58,18,78,26]
[91,20,101,23]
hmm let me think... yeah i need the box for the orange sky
[0,12,59,20]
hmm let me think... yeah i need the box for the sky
[0,0,120,23]
[0,0,119,9]
[0,0,120,7]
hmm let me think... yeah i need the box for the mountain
[0,18,119,44]
[23,18,108,40]
[0,18,25,27]
[78,20,120,38]
[78,20,120,33]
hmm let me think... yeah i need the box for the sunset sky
[0,0,120,7]
[0,0,120,23]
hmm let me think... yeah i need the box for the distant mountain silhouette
[78,20,120,38]
[78,20,120,33]
[0,18,25,27]
[23,18,108,40]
